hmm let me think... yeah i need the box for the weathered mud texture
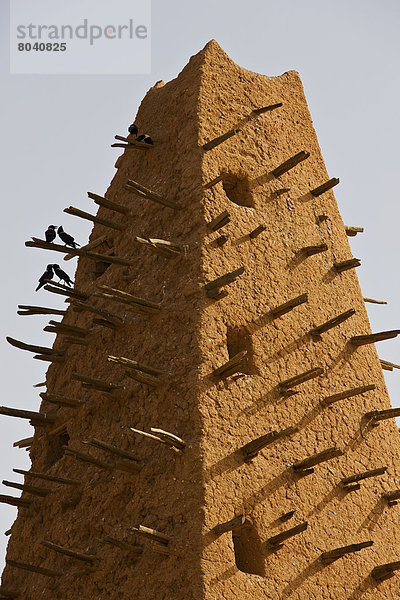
[2,40,400,600]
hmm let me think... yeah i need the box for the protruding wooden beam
[215,235,228,247]
[310,309,356,339]
[341,467,387,488]
[310,177,339,197]
[205,266,245,298]
[320,541,373,563]
[266,522,308,548]
[270,293,308,318]
[213,350,247,379]
[279,367,323,391]
[17,305,66,317]
[43,280,89,300]
[40,392,84,408]
[64,234,107,261]
[351,330,400,347]
[6,559,61,578]
[108,355,165,376]
[125,370,161,388]
[249,225,266,239]
[363,297,387,305]
[213,514,247,535]
[252,102,283,115]
[13,437,33,449]
[130,525,170,546]
[96,284,161,313]
[0,495,31,507]
[364,407,400,422]
[84,438,140,467]
[63,446,112,471]
[71,373,124,393]
[13,469,80,486]
[203,128,241,151]
[33,353,65,364]
[124,179,181,210]
[88,192,130,215]
[240,426,298,461]
[321,384,375,407]
[274,188,290,198]
[333,258,361,272]
[100,536,143,554]
[114,135,151,149]
[292,447,343,474]
[69,301,123,327]
[271,151,310,178]
[380,359,400,371]
[64,206,124,230]
[41,540,97,564]
[134,236,182,257]
[6,336,61,357]
[0,406,54,425]
[345,226,364,237]
[298,243,328,257]
[280,511,295,523]
[2,480,50,497]
[203,172,230,189]
[371,561,400,582]
[382,489,400,504]
[207,210,231,232]
[129,427,184,451]
[45,320,90,338]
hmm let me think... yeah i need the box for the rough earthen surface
[2,40,400,600]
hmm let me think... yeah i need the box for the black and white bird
[128,123,138,136]
[52,264,73,287]
[36,264,54,291]
[136,134,153,145]
[45,225,57,243]
[57,226,80,248]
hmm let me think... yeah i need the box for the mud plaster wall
[3,40,400,600]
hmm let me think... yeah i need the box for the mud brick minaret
[2,40,400,600]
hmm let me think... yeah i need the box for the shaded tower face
[2,40,400,600]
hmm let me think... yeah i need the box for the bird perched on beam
[36,264,54,291]
[57,226,80,248]
[136,134,153,145]
[45,225,57,243]
[128,123,138,136]
[52,264,73,287]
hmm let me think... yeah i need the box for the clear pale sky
[1,0,400,571]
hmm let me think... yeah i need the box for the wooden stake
[13,437,33,449]
[320,541,373,563]
[333,258,361,272]
[71,372,124,393]
[96,284,161,312]
[17,305,66,317]
[129,427,182,451]
[279,367,323,391]
[130,525,170,545]
[64,234,107,261]
[249,225,266,239]
[207,210,231,232]
[133,236,182,257]
[2,480,50,497]
[113,135,151,149]
[241,426,298,460]
[203,128,241,151]
[88,192,130,215]
[321,384,375,407]
[0,495,31,507]
[371,561,400,581]
[213,350,247,378]
[203,172,230,189]
[40,392,84,408]
[41,540,97,564]
[6,559,61,578]
[213,514,247,535]
[298,243,328,257]
[215,235,228,247]
[310,177,339,197]
[380,359,400,371]
[310,309,356,338]
[363,297,387,305]
[270,293,308,318]
[341,467,387,487]
[252,102,283,115]
[45,320,90,337]
[345,226,364,237]
[274,188,290,197]
[0,406,54,425]
[125,370,161,387]
[108,355,165,376]
[13,468,80,486]
[271,151,310,178]
[292,447,343,473]
[69,301,123,327]
[64,206,124,230]
[101,536,143,554]
[266,522,308,548]
[364,407,400,422]
[33,354,65,364]
[63,446,112,471]
[280,511,295,523]
[43,282,89,301]
[6,336,61,357]
[84,438,140,465]
[205,266,245,298]
[124,179,181,210]
[351,330,400,347]
[382,489,400,502]
[150,429,186,450]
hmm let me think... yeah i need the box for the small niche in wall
[226,326,258,375]
[43,429,70,469]
[222,173,254,207]
[93,259,112,279]
[232,522,265,576]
